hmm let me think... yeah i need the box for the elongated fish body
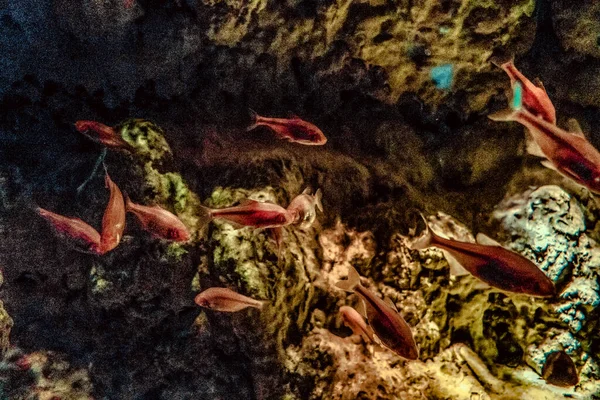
[287,188,323,228]
[412,218,555,297]
[195,287,265,312]
[336,267,419,360]
[339,305,375,343]
[492,57,556,124]
[99,173,126,254]
[247,110,327,145]
[126,198,190,242]
[75,120,133,151]
[489,91,600,193]
[202,199,294,229]
[37,207,102,254]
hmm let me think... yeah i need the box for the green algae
[118,119,172,162]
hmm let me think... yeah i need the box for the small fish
[339,305,375,343]
[287,188,323,228]
[125,197,190,242]
[37,207,102,254]
[542,350,579,387]
[74,120,133,151]
[410,215,556,297]
[336,266,419,360]
[194,287,265,312]
[199,198,294,230]
[491,55,556,124]
[489,83,600,194]
[124,0,134,8]
[99,172,126,254]
[247,110,327,145]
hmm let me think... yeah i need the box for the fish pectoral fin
[566,118,587,138]
[355,299,368,319]
[475,233,502,247]
[525,134,546,158]
[384,296,399,312]
[442,250,470,277]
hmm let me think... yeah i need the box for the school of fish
[35,57,591,385]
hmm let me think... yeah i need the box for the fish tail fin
[197,204,214,230]
[488,82,523,122]
[489,53,515,70]
[409,213,434,250]
[256,300,268,310]
[335,266,361,292]
[246,108,262,131]
[123,193,133,212]
[314,188,323,212]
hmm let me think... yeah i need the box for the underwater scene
[1,0,600,399]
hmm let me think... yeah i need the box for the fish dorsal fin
[287,112,301,120]
[442,249,470,277]
[566,118,586,139]
[475,233,502,247]
[301,187,311,195]
[384,296,398,312]
[239,199,260,206]
[355,300,367,319]
[533,77,547,93]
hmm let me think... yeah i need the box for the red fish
[194,287,266,312]
[99,172,126,254]
[126,197,190,242]
[336,266,419,360]
[287,188,323,228]
[489,84,600,194]
[339,305,375,343]
[74,120,133,151]
[199,198,294,230]
[491,56,556,124]
[247,110,327,145]
[542,350,579,387]
[410,215,556,297]
[37,207,102,254]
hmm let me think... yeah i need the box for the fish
[542,350,579,387]
[489,83,600,194]
[410,215,556,297]
[194,287,266,312]
[247,110,327,145]
[287,188,323,228]
[124,0,134,8]
[491,55,556,124]
[37,207,102,254]
[99,172,126,254]
[339,305,376,343]
[336,266,419,360]
[199,198,295,230]
[74,120,134,151]
[125,197,190,242]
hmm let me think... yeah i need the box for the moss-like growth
[118,119,172,162]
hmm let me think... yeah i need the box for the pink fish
[37,207,102,254]
[74,120,133,151]
[99,172,126,254]
[287,188,323,228]
[489,84,600,194]
[126,197,190,242]
[491,56,556,124]
[194,287,266,312]
[410,215,556,297]
[336,266,419,360]
[247,110,327,145]
[339,305,375,343]
[124,0,134,8]
[199,198,294,230]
